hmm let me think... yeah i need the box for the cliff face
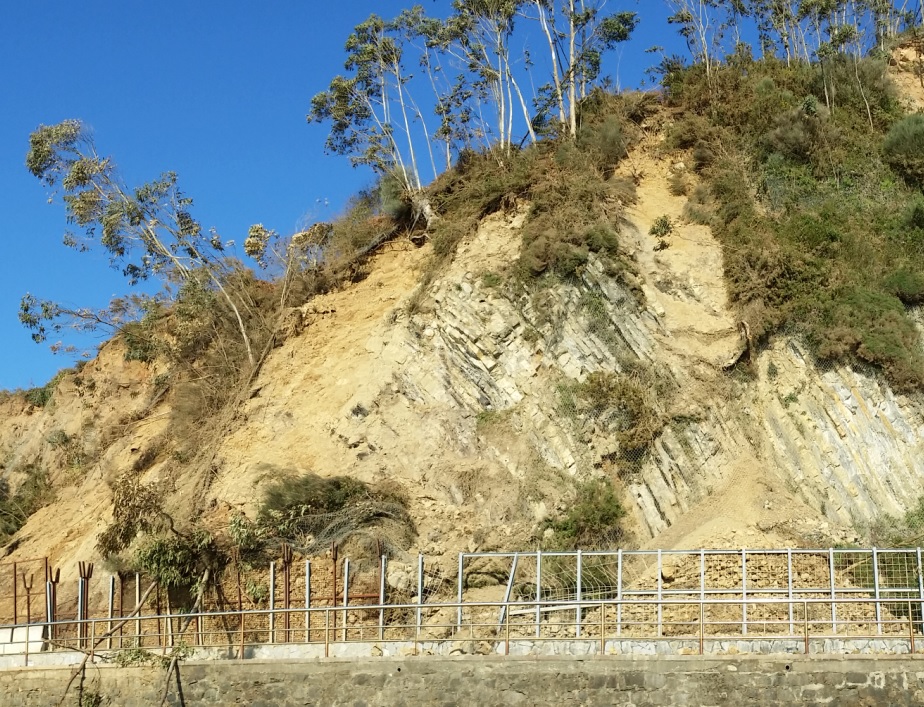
[4,125,924,586]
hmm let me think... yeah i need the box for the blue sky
[0,1,674,390]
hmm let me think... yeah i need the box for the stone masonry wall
[2,656,923,706]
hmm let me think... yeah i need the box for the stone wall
[2,656,923,706]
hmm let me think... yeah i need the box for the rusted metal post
[79,562,93,649]
[600,602,606,655]
[47,567,60,645]
[699,602,704,655]
[239,607,245,660]
[324,608,330,658]
[117,573,125,649]
[342,558,350,642]
[331,543,338,635]
[22,573,32,627]
[910,600,916,655]
[304,560,311,643]
[803,600,809,655]
[107,575,115,650]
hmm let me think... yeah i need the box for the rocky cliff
[3,123,924,593]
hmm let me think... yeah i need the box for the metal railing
[2,547,922,665]
[2,595,923,665]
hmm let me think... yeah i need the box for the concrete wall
[2,655,923,706]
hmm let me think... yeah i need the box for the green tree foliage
[526,1,637,137]
[308,14,426,190]
[133,530,219,589]
[659,33,924,388]
[23,120,258,366]
[542,478,626,549]
[308,2,638,186]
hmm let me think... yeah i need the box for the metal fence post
[135,573,141,648]
[918,548,924,646]
[416,553,424,638]
[616,549,623,637]
[535,551,542,638]
[803,600,809,654]
[44,581,53,646]
[699,602,704,655]
[107,575,115,651]
[600,602,606,655]
[741,550,748,636]
[910,600,916,655]
[700,550,706,640]
[828,548,837,635]
[304,560,311,644]
[505,604,510,656]
[269,561,276,644]
[656,550,662,638]
[872,547,882,635]
[576,550,583,638]
[379,555,387,641]
[457,553,464,631]
[787,549,794,636]
[76,577,84,648]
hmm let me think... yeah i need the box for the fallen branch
[57,581,158,707]
[160,568,210,706]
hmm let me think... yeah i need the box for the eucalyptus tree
[666,0,725,82]
[308,13,427,192]
[435,0,537,153]
[525,1,638,137]
[22,119,258,366]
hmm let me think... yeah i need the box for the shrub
[883,268,924,305]
[668,172,689,196]
[883,114,924,186]
[649,215,673,239]
[257,472,414,555]
[574,371,664,469]
[542,478,627,549]
[0,463,53,544]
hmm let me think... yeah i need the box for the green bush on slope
[662,53,924,389]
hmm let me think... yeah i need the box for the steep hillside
[5,42,924,602]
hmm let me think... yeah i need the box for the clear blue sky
[0,1,674,390]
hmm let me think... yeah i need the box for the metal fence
[6,595,924,664]
[457,548,924,637]
[2,548,923,662]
